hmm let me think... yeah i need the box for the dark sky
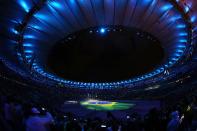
[47,26,164,82]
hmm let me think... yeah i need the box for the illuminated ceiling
[0,0,196,89]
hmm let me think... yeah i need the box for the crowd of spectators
[0,60,197,131]
[0,93,196,131]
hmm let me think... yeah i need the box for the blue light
[179,39,187,43]
[169,61,173,65]
[169,15,181,22]
[178,32,188,36]
[25,55,32,58]
[17,53,21,56]
[184,6,190,13]
[184,3,192,13]
[11,28,19,34]
[177,45,186,48]
[30,25,42,30]
[176,24,186,29]
[142,0,152,4]
[190,15,196,23]
[70,0,75,4]
[23,43,33,47]
[24,35,35,39]
[174,53,181,57]
[34,13,49,21]
[176,49,184,53]
[19,0,30,12]
[37,69,42,72]
[171,57,178,61]
[100,28,106,34]
[24,50,33,53]
[161,4,173,12]
[49,1,63,9]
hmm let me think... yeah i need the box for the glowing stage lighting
[100,28,106,34]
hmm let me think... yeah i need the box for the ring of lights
[12,0,196,89]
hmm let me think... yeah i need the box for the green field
[80,100,135,111]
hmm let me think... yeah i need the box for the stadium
[0,0,197,130]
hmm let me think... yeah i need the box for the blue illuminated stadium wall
[1,0,196,89]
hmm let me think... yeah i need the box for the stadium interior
[0,0,197,131]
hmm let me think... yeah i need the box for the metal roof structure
[0,0,196,89]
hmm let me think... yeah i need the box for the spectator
[3,98,15,128]
[25,107,54,131]
[167,111,181,131]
